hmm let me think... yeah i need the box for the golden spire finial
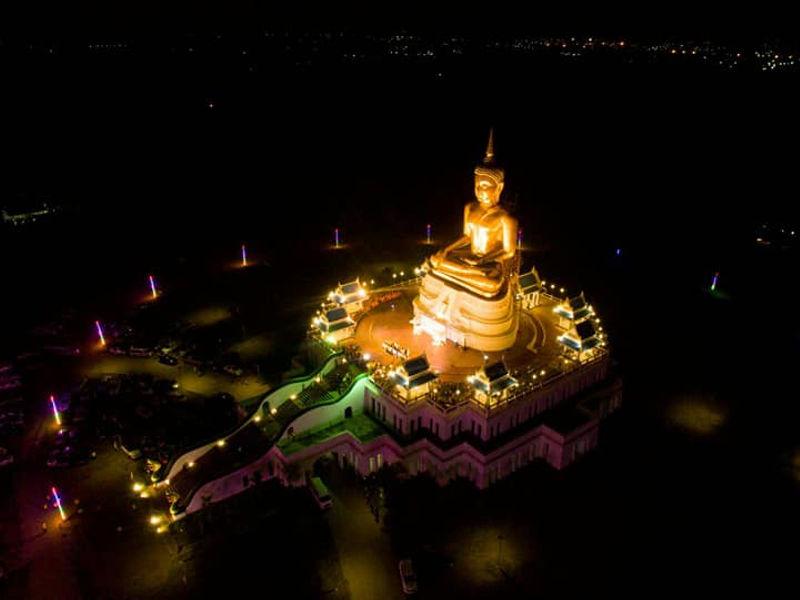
[484,128,495,163]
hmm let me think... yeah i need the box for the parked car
[114,437,143,460]
[309,476,333,510]
[398,559,418,594]
[158,354,179,366]
[0,448,14,467]
[223,364,244,377]
[47,448,73,468]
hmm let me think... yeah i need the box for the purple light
[50,394,61,425]
[711,272,719,291]
[517,227,523,249]
[149,274,157,299]
[615,248,622,256]
[241,244,247,267]
[426,223,432,244]
[334,228,340,248]
[95,320,106,346]
[52,486,66,520]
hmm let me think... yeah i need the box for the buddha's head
[474,167,504,207]
[474,129,505,207]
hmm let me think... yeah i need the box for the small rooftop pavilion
[518,267,542,309]
[553,291,594,329]
[468,359,519,405]
[390,354,438,400]
[314,306,355,344]
[330,278,368,314]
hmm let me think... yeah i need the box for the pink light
[50,395,61,426]
[95,320,106,346]
[149,274,157,299]
[241,244,247,267]
[517,227,523,249]
[52,486,66,521]
[426,223,431,244]
[334,228,340,248]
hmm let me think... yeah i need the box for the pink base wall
[178,361,621,516]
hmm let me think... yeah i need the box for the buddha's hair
[474,164,505,184]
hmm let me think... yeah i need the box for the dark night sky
[4,2,800,44]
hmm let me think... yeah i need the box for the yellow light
[139,491,150,499]
[188,461,195,468]
[370,279,375,285]
[132,482,144,493]
[156,525,167,534]
[254,414,262,423]
[216,439,226,448]
[540,369,545,376]
[400,271,405,277]
[270,407,277,415]
[149,515,163,526]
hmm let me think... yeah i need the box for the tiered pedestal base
[412,273,519,352]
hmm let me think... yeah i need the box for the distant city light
[615,248,622,256]
[49,394,61,426]
[517,227,523,249]
[149,274,157,299]
[426,223,432,244]
[334,228,340,248]
[95,320,106,346]
[241,244,247,267]
[52,486,66,521]
[711,272,719,291]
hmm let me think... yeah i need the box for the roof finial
[484,128,495,163]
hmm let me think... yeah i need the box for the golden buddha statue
[413,130,520,352]
[428,129,518,299]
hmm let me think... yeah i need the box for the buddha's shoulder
[465,201,481,212]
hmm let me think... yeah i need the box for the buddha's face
[474,173,503,207]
